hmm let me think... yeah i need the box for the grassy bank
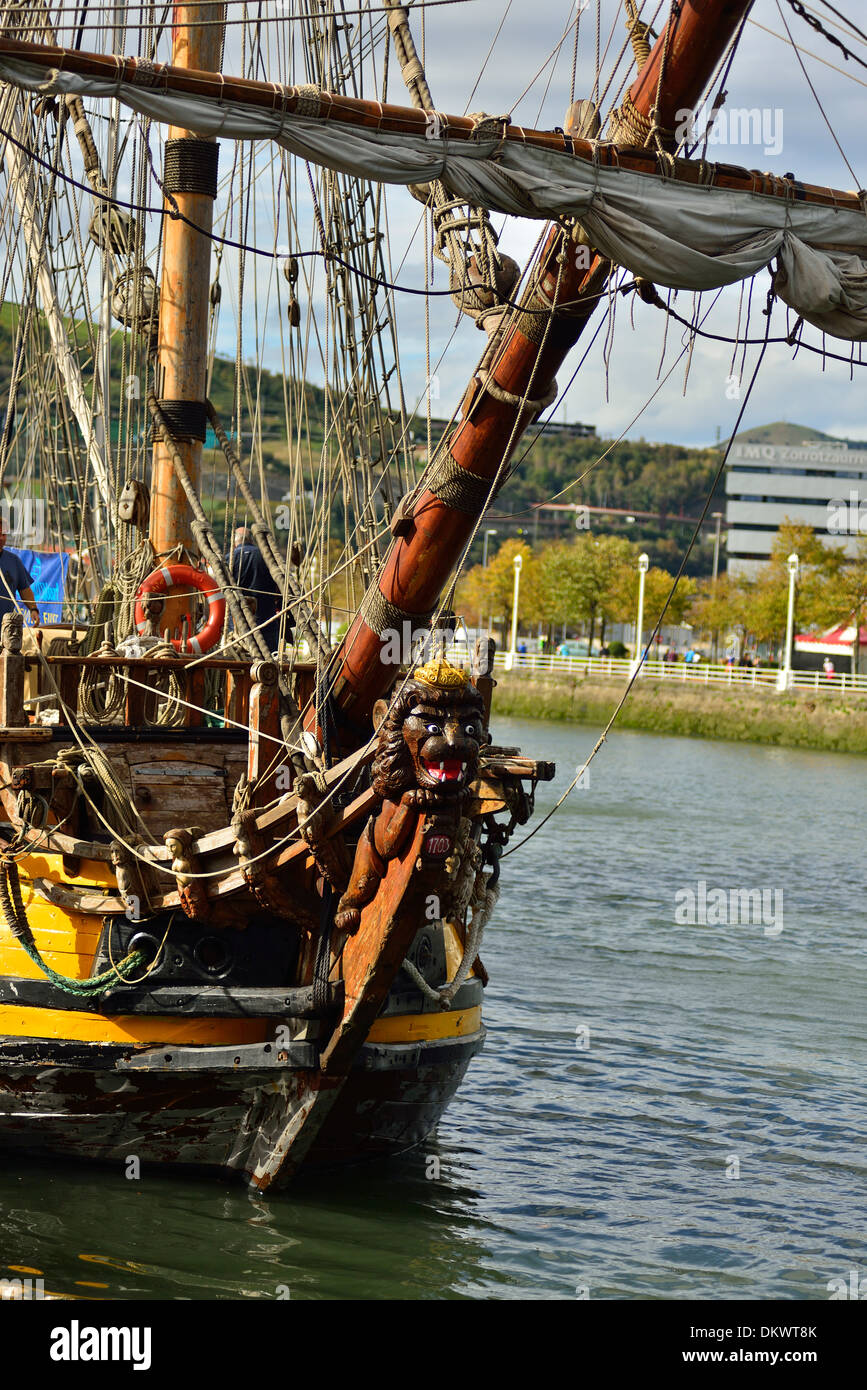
[492,673,867,754]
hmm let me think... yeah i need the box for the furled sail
[1,42,866,339]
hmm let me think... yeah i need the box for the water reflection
[0,1140,493,1300]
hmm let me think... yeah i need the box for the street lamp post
[777,552,799,691]
[482,528,497,570]
[631,553,649,676]
[711,511,723,586]
[505,553,523,671]
[711,511,723,663]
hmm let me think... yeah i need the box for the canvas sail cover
[2,53,866,340]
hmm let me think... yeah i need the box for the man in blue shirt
[0,528,39,626]
[228,527,287,655]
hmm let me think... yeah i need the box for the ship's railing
[475,650,867,694]
[20,652,323,731]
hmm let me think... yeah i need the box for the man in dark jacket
[0,528,39,627]
[228,527,285,655]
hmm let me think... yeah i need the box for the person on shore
[228,526,284,655]
[0,528,39,626]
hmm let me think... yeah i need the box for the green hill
[0,301,328,496]
[720,420,862,449]
[0,301,852,578]
[733,420,832,445]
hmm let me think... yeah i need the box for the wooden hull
[0,763,491,1186]
[0,655,547,1186]
[0,1022,484,1184]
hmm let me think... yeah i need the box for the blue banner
[9,548,69,624]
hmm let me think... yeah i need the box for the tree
[687,574,743,641]
[572,534,636,650]
[454,538,534,638]
[813,537,867,675]
[457,562,489,632]
[532,539,594,632]
[739,521,835,657]
[643,567,696,634]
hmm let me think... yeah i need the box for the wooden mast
[150,3,225,558]
[327,0,755,733]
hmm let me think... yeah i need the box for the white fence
[485,651,867,695]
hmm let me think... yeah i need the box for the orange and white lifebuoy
[134,563,226,655]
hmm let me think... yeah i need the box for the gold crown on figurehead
[415,655,468,689]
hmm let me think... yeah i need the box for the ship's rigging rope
[0,2,494,886]
[427,246,570,641]
[206,398,331,664]
[774,0,862,188]
[814,0,867,44]
[0,0,162,573]
[38,0,480,30]
[785,0,867,70]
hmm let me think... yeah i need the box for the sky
[32,0,867,450]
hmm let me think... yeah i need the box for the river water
[1,718,865,1300]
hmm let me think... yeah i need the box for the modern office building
[726,439,867,576]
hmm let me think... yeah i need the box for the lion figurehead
[371,657,487,801]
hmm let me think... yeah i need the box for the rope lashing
[401,867,499,1010]
[608,92,674,149]
[0,856,145,996]
[476,370,558,418]
[624,0,656,71]
[610,1,678,152]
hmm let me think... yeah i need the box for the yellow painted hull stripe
[18,853,117,890]
[365,1005,482,1043]
[0,1005,267,1046]
[0,1004,481,1048]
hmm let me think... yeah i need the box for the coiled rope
[0,855,144,996]
[79,639,126,723]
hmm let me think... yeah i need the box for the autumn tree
[732,521,840,657]
[454,538,535,637]
[641,567,696,644]
[567,534,637,650]
[813,537,867,674]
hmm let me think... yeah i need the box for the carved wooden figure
[0,611,25,728]
[334,657,487,934]
[164,826,209,920]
